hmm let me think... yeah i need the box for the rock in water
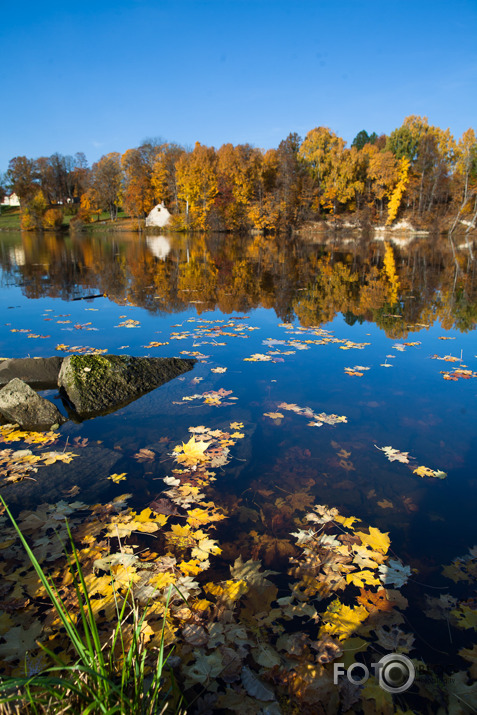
[58,355,195,418]
[0,357,63,389]
[0,378,66,430]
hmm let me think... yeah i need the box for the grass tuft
[0,497,184,715]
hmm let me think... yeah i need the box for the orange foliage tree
[176,143,218,230]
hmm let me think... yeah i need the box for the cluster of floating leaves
[175,387,238,408]
[277,402,348,428]
[2,301,477,711]
[0,417,475,713]
[0,424,78,486]
[375,445,447,479]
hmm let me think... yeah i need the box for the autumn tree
[70,152,90,200]
[247,148,280,230]
[299,128,367,213]
[299,127,342,195]
[0,173,6,213]
[386,116,456,216]
[360,144,399,217]
[386,157,410,224]
[151,142,185,210]
[322,145,365,213]
[121,146,156,220]
[20,189,47,230]
[275,132,315,225]
[449,128,477,238]
[89,153,122,220]
[6,156,39,205]
[216,143,258,230]
[176,142,218,230]
[454,129,477,208]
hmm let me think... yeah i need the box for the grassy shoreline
[1,205,475,238]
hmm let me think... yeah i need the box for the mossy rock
[58,354,195,418]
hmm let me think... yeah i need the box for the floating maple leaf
[378,558,411,587]
[413,465,447,479]
[319,599,369,640]
[264,412,284,422]
[375,445,412,463]
[173,436,210,467]
[133,448,155,462]
[108,472,127,483]
[41,451,78,466]
[149,497,179,516]
[374,625,415,652]
[357,588,395,615]
[306,505,339,525]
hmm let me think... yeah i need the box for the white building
[1,193,20,207]
[145,202,171,228]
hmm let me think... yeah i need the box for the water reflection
[0,230,475,335]
[145,235,171,260]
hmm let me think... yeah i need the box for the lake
[0,229,476,713]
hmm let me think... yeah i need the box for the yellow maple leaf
[204,579,248,603]
[230,422,244,430]
[134,508,154,522]
[413,465,447,479]
[108,472,127,483]
[150,572,176,590]
[264,412,284,421]
[23,430,59,445]
[134,509,169,533]
[41,451,78,465]
[0,427,30,443]
[346,570,381,588]
[204,396,222,405]
[413,465,435,477]
[179,559,204,576]
[356,527,390,554]
[186,507,226,528]
[193,599,212,612]
[191,537,221,560]
[319,599,369,640]
[166,523,195,548]
[334,515,359,529]
[173,436,210,466]
[452,605,477,630]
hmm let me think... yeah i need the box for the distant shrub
[20,207,35,230]
[43,207,64,230]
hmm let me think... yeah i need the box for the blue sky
[1,0,476,172]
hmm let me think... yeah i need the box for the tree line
[1,116,476,232]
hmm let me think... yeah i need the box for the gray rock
[0,357,63,389]
[0,378,66,430]
[58,354,196,418]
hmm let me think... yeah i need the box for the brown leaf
[133,448,155,462]
[149,497,179,516]
[357,588,395,615]
[182,623,208,647]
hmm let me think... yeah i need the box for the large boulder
[0,378,66,430]
[0,357,63,389]
[58,354,195,418]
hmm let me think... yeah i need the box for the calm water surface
[0,230,476,704]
